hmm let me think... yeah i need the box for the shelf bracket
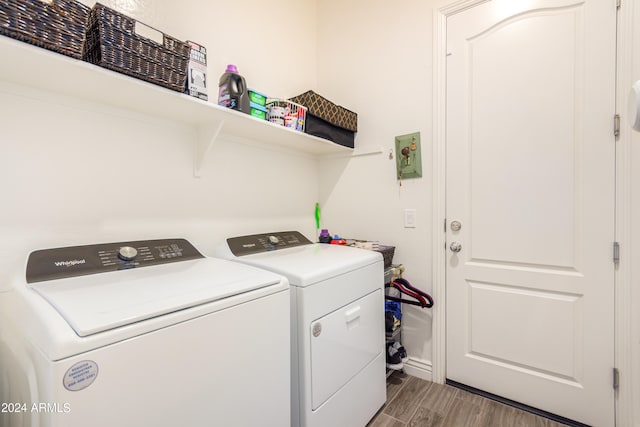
[318,146,383,160]
[194,120,224,177]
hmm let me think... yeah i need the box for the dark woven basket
[83,3,189,92]
[0,0,90,59]
[376,245,395,269]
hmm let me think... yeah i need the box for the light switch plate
[404,209,417,228]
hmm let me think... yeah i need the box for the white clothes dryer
[219,231,386,427]
[0,238,290,427]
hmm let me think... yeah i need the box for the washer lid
[231,243,382,287]
[29,257,284,337]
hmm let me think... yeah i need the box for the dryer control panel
[26,238,203,283]
[227,231,312,256]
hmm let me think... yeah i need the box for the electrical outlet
[404,209,417,228]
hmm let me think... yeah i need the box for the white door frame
[431,0,634,424]
[430,0,485,387]
[613,1,636,426]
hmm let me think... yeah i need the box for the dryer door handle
[345,306,361,323]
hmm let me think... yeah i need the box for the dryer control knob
[268,235,280,245]
[118,246,138,261]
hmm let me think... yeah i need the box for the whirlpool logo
[54,259,86,267]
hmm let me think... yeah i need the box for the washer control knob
[268,235,280,245]
[118,246,138,261]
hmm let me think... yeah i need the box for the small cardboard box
[186,41,207,100]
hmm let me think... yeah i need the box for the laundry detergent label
[63,360,99,392]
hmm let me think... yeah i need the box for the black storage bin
[83,3,190,92]
[290,90,357,149]
[304,114,355,148]
[0,0,90,59]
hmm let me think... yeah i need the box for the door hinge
[617,0,621,9]
[613,242,620,266]
[613,368,620,390]
[444,218,447,233]
[614,114,620,137]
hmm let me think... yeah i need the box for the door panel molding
[466,280,583,382]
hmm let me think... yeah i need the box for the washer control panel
[227,231,312,256]
[26,238,203,283]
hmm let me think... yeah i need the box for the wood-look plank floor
[367,372,568,427]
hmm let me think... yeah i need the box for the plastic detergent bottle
[319,229,331,244]
[218,64,250,114]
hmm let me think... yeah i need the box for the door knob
[450,242,462,253]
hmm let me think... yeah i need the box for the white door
[445,1,616,426]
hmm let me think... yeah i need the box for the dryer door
[310,289,383,410]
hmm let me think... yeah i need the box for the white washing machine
[218,231,386,427]
[0,238,290,427]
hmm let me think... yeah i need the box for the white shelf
[0,36,352,176]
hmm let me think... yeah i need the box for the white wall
[633,129,640,427]
[0,0,320,288]
[616,1,640,424]
[632,113,640,427]
[151,0,318,99]
[623,1,640,424]
[630,109,640,427]
[630,6,640,423]
[315,0,437,375]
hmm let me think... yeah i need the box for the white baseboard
[402,357,433,382]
